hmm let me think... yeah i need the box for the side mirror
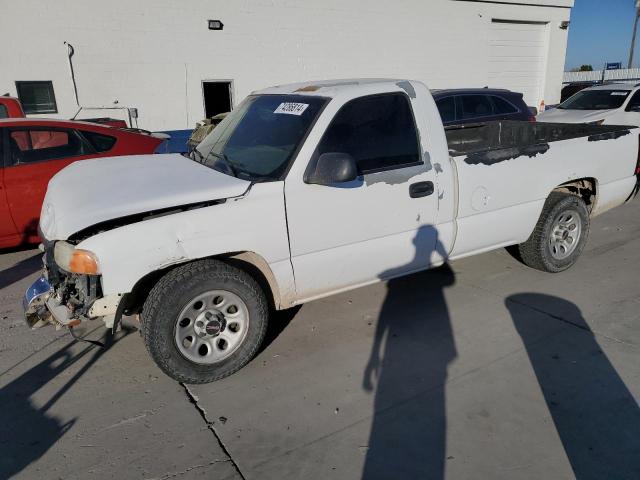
[306,152,358,186]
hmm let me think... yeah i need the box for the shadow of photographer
[362,226,456,479]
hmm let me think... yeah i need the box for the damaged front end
[23,239,121,331]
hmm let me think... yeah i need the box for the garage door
[488,20,548,108]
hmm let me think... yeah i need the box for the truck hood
[40,153,251,240]
[537,108,617,124]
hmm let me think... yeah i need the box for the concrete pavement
[1,197,639,479]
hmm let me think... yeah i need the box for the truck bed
[445,121,635,165]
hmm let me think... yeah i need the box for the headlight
[587,119,605,125]
[54,241,100,275]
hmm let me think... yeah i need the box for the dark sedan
[433,88,534,126]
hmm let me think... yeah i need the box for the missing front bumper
[23,275,125,330]
[23,275,74,329]
[23,276,53,329]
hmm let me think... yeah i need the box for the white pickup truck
[24,79,640,383]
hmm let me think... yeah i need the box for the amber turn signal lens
[68,249,100,275]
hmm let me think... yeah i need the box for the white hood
[537,108,617,124]
[40,153,250,240]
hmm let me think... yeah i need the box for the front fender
[78,182,294,301]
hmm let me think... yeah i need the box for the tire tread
[517,191,589,273]
[141,259,268,384]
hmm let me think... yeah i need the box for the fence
[563,68,640,84]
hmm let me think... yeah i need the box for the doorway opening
[202,80,233,119]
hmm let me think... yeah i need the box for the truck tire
[517,191,590,273]
[141,259,268,384]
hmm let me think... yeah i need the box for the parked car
[25,79,639,383]
[432,88,535,126]
[0,118,166,248]
[538,83,640,126]
[560,81,599,103]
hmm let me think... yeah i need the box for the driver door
[284,92,440,301]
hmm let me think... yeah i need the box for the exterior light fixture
[559,21,570,30]
[208,20,224,31]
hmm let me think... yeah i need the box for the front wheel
[517,191,590,273]
[141,259,268,384]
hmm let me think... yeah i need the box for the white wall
[1,0,572,131]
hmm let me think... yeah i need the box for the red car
[0,118,165,248]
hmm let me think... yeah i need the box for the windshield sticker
[274,102,309,115]
[610,92,629,96]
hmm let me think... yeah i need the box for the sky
[565,0,638,70]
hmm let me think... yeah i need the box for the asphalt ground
[1,197,639,479]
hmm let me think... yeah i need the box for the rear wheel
[517,191,590,273]
[141,259,268,384]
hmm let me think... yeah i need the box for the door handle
[409,181,434,198]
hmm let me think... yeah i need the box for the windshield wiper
[208,151,239,178]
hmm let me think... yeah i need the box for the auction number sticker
[610,92,628,96]
[274,102,309,115]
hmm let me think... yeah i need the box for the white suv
[538,83,640,126]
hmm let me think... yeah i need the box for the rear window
[82,130,117,152]
[491,96,518,114]
[559,90,630,110]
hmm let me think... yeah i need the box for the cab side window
[8,128,89,164]
[317,93,421,174]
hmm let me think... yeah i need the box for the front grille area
[42,240,102,319]
[42,239,64,287]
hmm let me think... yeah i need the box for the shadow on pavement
[260,305,302,354]
[0,325,134,479]
[0,252,41,290]
[506,294,640,480]
[362,226,455,480]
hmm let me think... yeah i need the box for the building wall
[2,0,572,131]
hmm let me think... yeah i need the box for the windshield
[558,89,630,110]
[194,94,327,181]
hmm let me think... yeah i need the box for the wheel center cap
[205,320,222,335]
[202,311,226,336]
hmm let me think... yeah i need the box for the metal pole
[629,2,640,69]
[64,41,80,107]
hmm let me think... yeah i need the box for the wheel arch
[123,251,286,316]
[552,177,597,213]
